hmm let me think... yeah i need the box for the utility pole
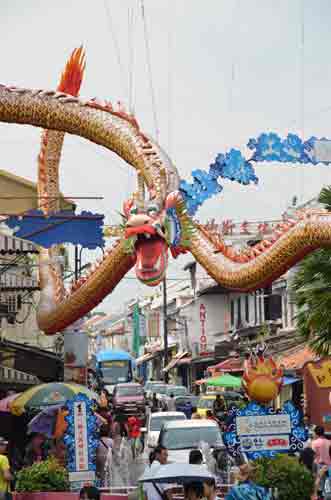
[163,276,169,384]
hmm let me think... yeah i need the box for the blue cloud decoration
[180,132,331,216]
[223,400,307,461]
[6,210,105,249]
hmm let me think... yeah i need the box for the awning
[0,234,38,255]
[283,376,300,386]
[135,352,159,366]
[163,352,190,372]
[0,364,39,385]
[208,357,242,373]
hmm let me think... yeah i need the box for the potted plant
[252,454,315,500]
[14,458,71,500]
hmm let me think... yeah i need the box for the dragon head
[243,347,283,404]
[123,198,168,286]
[121,191,192,287]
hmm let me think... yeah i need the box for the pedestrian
[167,394,176,412]
[79,486,100,500]
[184,482,204,500]
[151,393,159,413]
[0,437,12,499]
[143,445,174,500]
[127,415,142,459]
[50,438,66,467]
[312,426,331,467]
[299,447,316,474]
[225,464,271,500]
[23,433,48,467]
[213,395,226,416]
[191,407,201,420]
[189,450,203,465]
[203,478,220,500]
[96,425,112,483]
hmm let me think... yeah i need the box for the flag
[132,303,140,356]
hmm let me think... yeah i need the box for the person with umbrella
[143,446,174,500]
[23,433,48,467]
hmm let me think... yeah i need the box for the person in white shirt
[167,394,176,412]
[143,446,174,500]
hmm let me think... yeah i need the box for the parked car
[197,392,244,417]
[157,419,223,463]
[146,383,167,400]
[174,395,199,418]
[112,382,145,421]
[158,385,188,409]
[145,411,187,449]
[144,380,163,393]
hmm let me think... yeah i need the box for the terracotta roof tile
[278,345,318,370]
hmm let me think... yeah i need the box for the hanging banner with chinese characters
[64,393,98,491]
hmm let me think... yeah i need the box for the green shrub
[16,458,69,492]
[252,455,314,500]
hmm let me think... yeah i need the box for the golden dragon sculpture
[1,49,331,335]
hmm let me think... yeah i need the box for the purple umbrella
[28,404,105,438]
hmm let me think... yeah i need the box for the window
[254,293,257,324]
[245,295,249,323]
[230,300,234,326]
[258,291,263,323]
[237,297,242,326]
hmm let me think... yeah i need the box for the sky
[2,0,331,313]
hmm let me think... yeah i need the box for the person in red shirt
[127,416,142,459]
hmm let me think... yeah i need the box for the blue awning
[283,376,300,386]
[96,349,133,363]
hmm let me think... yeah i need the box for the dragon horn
[57,46,86,96]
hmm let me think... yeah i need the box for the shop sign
[237,414,291,436]
[307,360,331,388]
[223,401,307,460]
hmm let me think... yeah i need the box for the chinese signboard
[237,414,291,436]
[223,401,307,460]
[64,394,97,491]
[199,303,207,353]
[74,401,89,471]
[202,217,289,238]
[237,414,291,454]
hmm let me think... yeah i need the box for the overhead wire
[103,0,129,102]
[140,0,160,141]
[167,2,173,157]
[299,0,305,203]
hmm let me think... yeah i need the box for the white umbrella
[139,464,213,484]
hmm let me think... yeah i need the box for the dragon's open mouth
[125,225,168,286]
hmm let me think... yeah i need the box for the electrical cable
[140,0,160,141]
[103,0,129,101]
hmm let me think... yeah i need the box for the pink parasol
[0,393,20,413]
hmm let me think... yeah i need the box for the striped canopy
[10,382,98,416]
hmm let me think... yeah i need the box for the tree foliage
[291,185,331,355]
[252,455,314,500]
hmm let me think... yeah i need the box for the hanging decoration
[6,210,105,249]
[2,49,331,336]
[242,346,283,404]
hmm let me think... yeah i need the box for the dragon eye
[130,206,138,215]
[147,204,158,214]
